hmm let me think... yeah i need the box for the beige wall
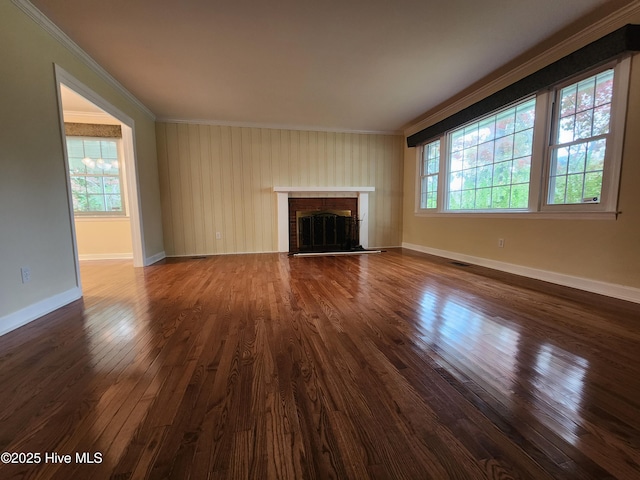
[74,219,133,259]
[0,1,163,323]
[402,11,640,290]
[157,123,404,255]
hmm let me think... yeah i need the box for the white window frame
[415,56,631,219]
[540,58,630,214]
[66,136,128,217]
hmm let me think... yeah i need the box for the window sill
[414,210,618,220]
[74,215,130,222]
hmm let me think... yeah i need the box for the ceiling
[31,0,630,133]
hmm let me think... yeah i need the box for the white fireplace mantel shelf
[273,186,375,193]
[274,186,375,252]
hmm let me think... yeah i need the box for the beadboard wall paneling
[156,123,404,256]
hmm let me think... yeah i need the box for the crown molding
[157,117,402,136]
[404,2,640,137]
[12,0,156,121]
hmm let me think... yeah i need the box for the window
[416,57,630,217]
[66,137,125,215]
[547,69,613,205]
[448,98,535,210]
[419,140,440,209]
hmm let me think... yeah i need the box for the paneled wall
[156,123,404,256]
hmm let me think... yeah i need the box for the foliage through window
[448,98,535,210]
[548,69,613,205]
[416,59,629,216]
[66,137,125,215]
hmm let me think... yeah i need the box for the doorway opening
[54,65,145,292]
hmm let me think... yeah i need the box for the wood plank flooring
[0,248,639,479]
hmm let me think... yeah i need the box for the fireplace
[273,186,375,253]
[288,198,358,253]
[296,209,357,252]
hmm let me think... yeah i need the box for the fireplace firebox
[288,198,359,253]
[297,210,356,252]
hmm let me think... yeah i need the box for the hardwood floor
[1,249,639,479]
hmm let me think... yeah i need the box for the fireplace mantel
[273,186,375,252]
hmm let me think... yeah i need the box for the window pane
[87,194,106,211]
[476,188,491,209]
[575,110,593,139]
[515,99,536,131]
[576,77,596,112]
[477,165,493,188]
[496,109,515,138]
[105,195,123,212]
[493,161,511,186]
[510,184,529,208]
[584,172,602,200]
[461,190,476,209]
[73,193,88,212]
[593,104,611,135]
[495,135,514,162]
[492,186,510,208]
[560,85,577,117]
[568,144,586,174]
[586,139,606,171]
[550,176,567,204]
[512,157,531,184]
[101,141,118,159]
[478,118,495,143]
[595,70,614,106]
[566,174,585,203]
[514,130,533,158]
[478,141,494,166]
[558,116,575,143]
[104,177,121,194]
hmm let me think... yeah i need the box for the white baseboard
[145,251,166,265]
[79,253,133,261]
[0,287,82,337]
[402,242,640,304]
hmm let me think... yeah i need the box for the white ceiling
[31,0,628,133]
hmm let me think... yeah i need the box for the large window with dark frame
[416,58,630,216]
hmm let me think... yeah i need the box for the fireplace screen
[296,209,355,252]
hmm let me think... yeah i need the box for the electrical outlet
[21,266,31,283]
[215,232,222,240]
[498,238,505,248]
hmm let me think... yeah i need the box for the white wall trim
[274,186,375,252]
[11,0,156,120]
[0,287,82,337]
[55,65,147,268]
[145,250,167,266]
[404,2,640,137]
[79,253,134,261]
[158,118,401,136]
[402,242,640,304]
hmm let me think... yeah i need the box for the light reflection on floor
[417,288,587,445]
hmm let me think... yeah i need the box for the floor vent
[450,261,471,267]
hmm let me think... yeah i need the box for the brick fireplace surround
[273,187,374,253]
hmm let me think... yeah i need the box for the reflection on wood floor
[0,248,639,479]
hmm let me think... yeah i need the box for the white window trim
[67,136,128,217]
[415,56,630,219]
